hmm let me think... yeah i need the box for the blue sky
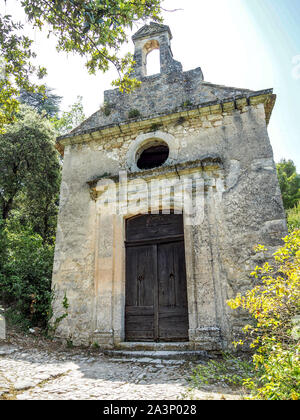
[2,0,300,169]
[242,0,300,170]
[160,0,300,170]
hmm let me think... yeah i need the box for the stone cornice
[87,155,224,198]
[56,89,275,156]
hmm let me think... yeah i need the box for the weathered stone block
[0,307,5,341]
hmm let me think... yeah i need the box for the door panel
[158,241,189,341]
[125,245,156,341]
[126,214,184,242]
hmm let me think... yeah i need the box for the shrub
[190,353,256,390]
[128,109,141,119]
[277,160,300,210]
[101,101,112,117]
[0,221,54,329]
[287,201,300,232]
[181,100,193,108]
[227,230,300,400]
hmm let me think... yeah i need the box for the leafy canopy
[21,0,161,77]
[287,201,300,232]
[19,86,62,118]
[0,105,61,242]
[0,219,54,329]
[0,13,47,131]
[51,95,86,135]
[277,159,300,210]
[0,1,162,131]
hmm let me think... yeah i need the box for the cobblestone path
[0,340,241,400]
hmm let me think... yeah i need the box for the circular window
[136,142,169,170]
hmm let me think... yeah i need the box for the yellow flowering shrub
[227,230,300,400]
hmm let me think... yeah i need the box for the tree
[0,13,47,130]
[0,220,55,329]
[21,0,162,89]
[52,96,86,135]
[19,86,62,118]
[277,159,300,210]
[287,201,300,232]
[0,105,61,242]
[0,1,163,131]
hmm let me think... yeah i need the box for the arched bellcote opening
[143,39,160,76]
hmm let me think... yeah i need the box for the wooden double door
[125,214,189,342]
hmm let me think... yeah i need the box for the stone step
[116,342,193,351]
[107,357,187,365]
[104,350,208,361]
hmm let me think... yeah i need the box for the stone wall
[68,76,256,139]
[0,307,5,341]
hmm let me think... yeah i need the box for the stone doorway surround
[91,160,225,351]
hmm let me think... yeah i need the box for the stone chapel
[52,23,287,352]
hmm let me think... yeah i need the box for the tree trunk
[2,197,14,220]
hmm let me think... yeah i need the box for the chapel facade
[52,23,287,351]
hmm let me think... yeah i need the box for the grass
[190,353,256,392]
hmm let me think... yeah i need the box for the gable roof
[132,22,172,41]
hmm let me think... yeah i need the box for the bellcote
[131,22,182,78]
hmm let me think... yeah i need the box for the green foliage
[52,96,86,135]
[277,160,300,210]
[0,221,54,329]
[66,338,74,349]
[21,0,162,92]
[181,100,193,108]
[101,101,113,117]
[0,1,162,132]
[287,202,300,232]
[191,353,256,390]
[4,307,33,332]
[47,292,69,338]
[149,123,163,132]
[0,105,61,242]
[0,14,47,131]
[0,104,64,334]
[244,345,300,400]
[19,86,62,118]
[227,231,300,400]
[128,108,141,119]
[111,67,141,93]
